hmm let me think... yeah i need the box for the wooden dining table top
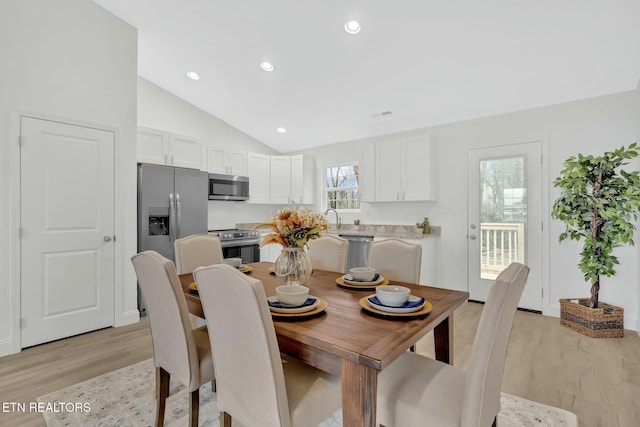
[180,261,469,427]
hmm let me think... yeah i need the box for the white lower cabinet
[260,241,281,262]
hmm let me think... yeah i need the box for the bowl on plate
[276,285,309,307]
[223,257,242,268]
[350,267,376,281]
[375,285,410,307]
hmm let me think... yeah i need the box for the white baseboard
[115,309,140,327]
[0,338,17,358]
[544,303,560,319]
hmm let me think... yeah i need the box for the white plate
[342,274,385,286]
[367,295,425,313]
[267,296,320,314]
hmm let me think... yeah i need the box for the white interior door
[20,116,115,348]
[467,142,542,311]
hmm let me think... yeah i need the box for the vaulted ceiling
[94,0,640,153]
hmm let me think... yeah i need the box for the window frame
[322,161,361,213]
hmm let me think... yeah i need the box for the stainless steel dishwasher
[339,234,374,272]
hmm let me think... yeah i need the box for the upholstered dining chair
[174,234,224,275]
[367,238,422,284]
[131,251,215,427]
[376,262,530,427]
[193,263,342,427]
[307,234,350,273]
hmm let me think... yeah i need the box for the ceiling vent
[372,110,393,118]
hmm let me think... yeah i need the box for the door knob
[103,235,113,242]
[469,234,477,240]
[470,224,477,229]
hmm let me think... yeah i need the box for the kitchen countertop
[235,223,440,240]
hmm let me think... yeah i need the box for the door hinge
[18,227,23,238]
[541,154,543,164]
[541,221,544,231]
[541,288,544,298]
[18,136,24,147]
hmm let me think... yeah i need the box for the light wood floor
[1,303,639,427]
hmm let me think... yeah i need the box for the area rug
[38,359,577,427]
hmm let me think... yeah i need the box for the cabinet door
[403,136,435,201]
[375,141,403,201]
[360,146,376,202]
[137,128,168,165]
[169,133,202,170]
[227,150,246,176]
[291,154,314,204]
[247,152,270,203]
[270,156,292,204]
[206,146,227,174]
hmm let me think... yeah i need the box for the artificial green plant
[551,143,640,308]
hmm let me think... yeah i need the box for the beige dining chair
[376,262,530,427]
[174,234,224,275]
[193,263,342,427]
[307,234,350,273]
[367,238,422,284]
[131,250,215,427]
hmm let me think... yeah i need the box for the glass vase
[275,246,312,287]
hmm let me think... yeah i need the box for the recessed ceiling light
[344,20,361,34]
[276,127,287,134]
[260,62,275,72]
[186,71,200,80]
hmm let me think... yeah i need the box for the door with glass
[467,142,542,311]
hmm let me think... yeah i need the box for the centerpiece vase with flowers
[253,206,328,286]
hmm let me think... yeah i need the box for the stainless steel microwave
[208,173,250,201]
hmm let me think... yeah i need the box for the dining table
[180,261,469,427]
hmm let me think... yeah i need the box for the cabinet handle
[402,190,405,200]
[164,154,168,164]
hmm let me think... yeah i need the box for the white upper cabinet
[169,133,203,170]
[247,153,316,204]
[270,156,292,204]
[360,146,376,203]
[137,127,203,170]
[137,127,168,165]
[206,146,246,176]
[375,135,436,202]
[247,152,270,203]
[291,154,315,204]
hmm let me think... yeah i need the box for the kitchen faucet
[323,208,341,230]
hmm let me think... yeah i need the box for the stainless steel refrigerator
[137,164,208,312]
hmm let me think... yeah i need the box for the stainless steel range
[210,229,261,264]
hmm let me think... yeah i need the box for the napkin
[268,297,317,309]
[347,273,380,283]
[368,295,425,308]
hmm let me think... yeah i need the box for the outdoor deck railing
[480,222,525,278]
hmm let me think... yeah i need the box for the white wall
[138,77,288,229]
[636,80,640,335]
[298,89,640,329]
[0,0,139,356]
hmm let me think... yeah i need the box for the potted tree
[551,143,640,337]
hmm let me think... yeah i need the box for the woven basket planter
[559,298,624,338]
